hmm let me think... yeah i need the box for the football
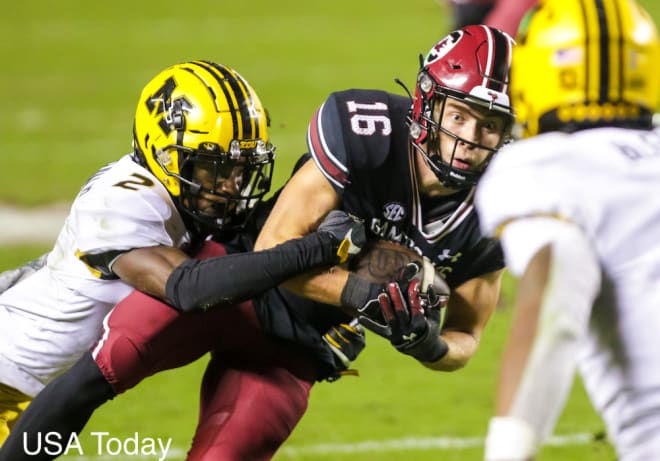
[348,240,424,283]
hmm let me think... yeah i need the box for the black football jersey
[247,89,503,380]
[308,89,503,286]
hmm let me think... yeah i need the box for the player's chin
[197,204,231,219]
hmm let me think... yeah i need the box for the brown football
[348,240,424,283]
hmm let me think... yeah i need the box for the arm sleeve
[501,217,601,442]
[166,232,339,312]
[0,253,48,293]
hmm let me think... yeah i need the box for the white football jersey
[476,127,660,457]
[0,154,190,396]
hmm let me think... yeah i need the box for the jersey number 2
[114,173,155,191]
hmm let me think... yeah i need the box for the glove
[0,253,48,294]
[339,272,391,337]
[322,319,366,381]
[379,262,449,363]
[317,210,366,264]
[355,292,391,338]
[346,255,450,339]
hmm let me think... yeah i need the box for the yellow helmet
[512,0,660,138]
[133,60,274,233]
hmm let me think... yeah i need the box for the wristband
[340,272,382,310]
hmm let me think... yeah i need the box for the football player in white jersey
[0,60,364,448]
[474,0,660,460]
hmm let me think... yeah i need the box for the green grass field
[3,0,660,459]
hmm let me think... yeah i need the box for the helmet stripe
[610,0,625,101]
[479,25,495,89]
[211,63,259,140]
[581,0,622,105]
[578,0,591,101]
[478,25,510,92]
[491,27,511,92]
[595,0,611,104]
[188,61,240,140]
[192,61,259,140]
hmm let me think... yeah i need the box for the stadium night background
[2,1,659,459]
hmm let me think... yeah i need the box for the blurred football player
[446,0,538,36]
[475,0,660,459]
[256,24,515,372]
[0,61,367,458]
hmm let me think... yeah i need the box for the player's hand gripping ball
[348,241,449,344]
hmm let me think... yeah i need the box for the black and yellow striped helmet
[512,0,660,138]
[133,60,274,233]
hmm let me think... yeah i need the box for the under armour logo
[402,332,418,342]
[437,249,461,263]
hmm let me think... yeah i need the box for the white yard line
[0,204,69,245]
[57,433,596,460]
[280,433,595,455]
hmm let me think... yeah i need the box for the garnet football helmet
[408,25,515,189]
[512,0,660,137]
[133,60,274,234]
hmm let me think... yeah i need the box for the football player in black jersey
[257,24,515,371]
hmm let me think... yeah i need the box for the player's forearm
[497,220,600,420]
[281,266,351,309]
[167,232,342,312]
[423,329,479,371]
[499,245,597,435]
[486,220,601,460]
[426,271,501,371]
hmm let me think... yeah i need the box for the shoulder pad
[73,159,187,254]
[308,89,410,189]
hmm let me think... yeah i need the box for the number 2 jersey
[0,154,191,396]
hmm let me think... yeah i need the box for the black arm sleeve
[166,232,338,312]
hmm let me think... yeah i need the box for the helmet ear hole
[170,99,185,130]
[409,122,423,140]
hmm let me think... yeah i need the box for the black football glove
[322,319,366,381]
[317,210,366,264]
[339,272,391,338]
[379,261,449,363]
